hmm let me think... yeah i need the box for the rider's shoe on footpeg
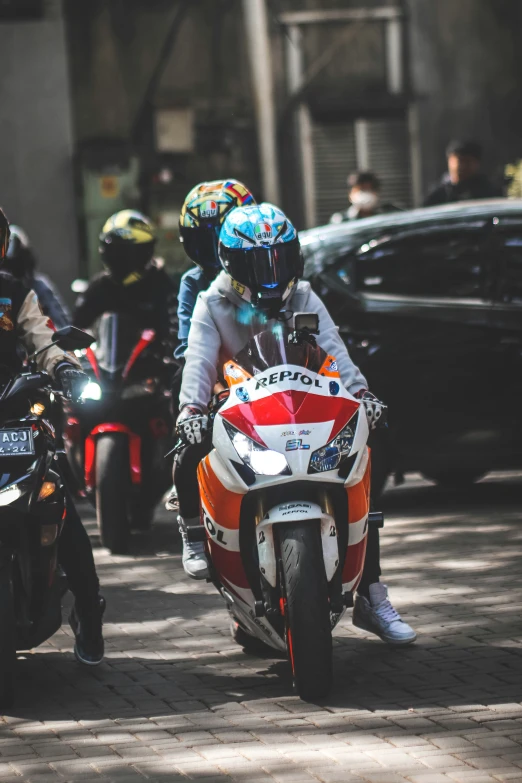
[179,515,210,580]
[353,583,416,645]
[69,595,106,665]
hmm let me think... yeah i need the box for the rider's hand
[55,363,89,403]
[176,405,208,445]
[355,389,387,431]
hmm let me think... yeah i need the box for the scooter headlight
[223,421,291,476]
[308,412,358,474]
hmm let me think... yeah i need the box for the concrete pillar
[0,0,79,298]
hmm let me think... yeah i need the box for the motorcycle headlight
[0,484,22,507]
[223,420,291,476]
[308,413,358,474]
[81,381,102,401]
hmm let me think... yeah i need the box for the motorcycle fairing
[84,423,141,489]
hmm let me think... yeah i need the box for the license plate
[0,428,35,456]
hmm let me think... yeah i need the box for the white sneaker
[178,516,209,580]
[353,583,416,645]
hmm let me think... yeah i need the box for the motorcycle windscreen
[233,324,328,376]
[96,313,143,374]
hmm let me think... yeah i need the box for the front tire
[279,522,333,701]
[0,565,16,708]
[95,434,131,554]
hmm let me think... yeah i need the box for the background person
[424,139,502,206]
[330,171,402,224]
[73,210,178,352]
[5,225,71,329]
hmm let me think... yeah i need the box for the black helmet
[99,210,156,285]
[179,179,255,277]
[218,203,303,316]
[4,225,36,278]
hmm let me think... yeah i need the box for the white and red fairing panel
[197,356,371,650]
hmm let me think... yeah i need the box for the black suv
[301,199,522,489]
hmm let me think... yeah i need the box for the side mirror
[71,279,88,294]
[52,326,94,351]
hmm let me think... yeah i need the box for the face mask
[351,191,379,210]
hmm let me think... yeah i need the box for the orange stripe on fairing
[209,542,250,590]
[342,538,367,587]
[197,455,243,531]
[342,454,371,589]
[346,454,371,523]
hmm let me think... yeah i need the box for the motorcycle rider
[4,225,71,329]
[0,209,105,665]
[73,210,178,350]
[175,179,255,361]
[166,180,256,508]
[174,203,416,646]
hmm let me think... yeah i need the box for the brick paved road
[1,471,522,783]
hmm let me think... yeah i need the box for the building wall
[408,0,522,199]
[0,0,79,296]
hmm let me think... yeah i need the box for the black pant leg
[358,523,381,598]
[174,439,212,518]
[58,488,100,610]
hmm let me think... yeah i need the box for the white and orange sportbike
[188,314,382,701]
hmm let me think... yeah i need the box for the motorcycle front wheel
[95,434,131,554]
[0,564,16,708]
[278,522,333,701]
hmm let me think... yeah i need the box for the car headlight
[223,421,291,476]
[308,413,358,474]
[81,381,102,401]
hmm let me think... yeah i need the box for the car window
[352,229,488,299]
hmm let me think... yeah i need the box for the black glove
[355,389,387,431]
[176,405,208,445]
[55,363,89,403]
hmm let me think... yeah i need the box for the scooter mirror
[51,326,94,351]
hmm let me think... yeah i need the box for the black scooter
[0,326,93,707]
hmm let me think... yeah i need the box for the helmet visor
[220,238,303,292]
[101,241,154,283]
[180,225,220,271]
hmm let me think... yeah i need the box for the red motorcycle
[64,313,174,553]
[185,314,382,700]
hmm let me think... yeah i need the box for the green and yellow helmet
[179,179,255,275]
[99,210,156,285]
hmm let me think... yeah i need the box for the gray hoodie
[179,271,367,411]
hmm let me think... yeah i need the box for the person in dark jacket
[73,210,178,351]
[330,171,402,224]
[4,225,71,329]
[424,140,502,207]
[0,209,105,666]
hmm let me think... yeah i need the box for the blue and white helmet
[218,203,303,314]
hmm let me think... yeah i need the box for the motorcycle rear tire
[0,566,16,708]
[95,434,131,554]
[279,522,333,701]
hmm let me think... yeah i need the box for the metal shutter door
[313,122,357,226]
[365,117,412,209]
